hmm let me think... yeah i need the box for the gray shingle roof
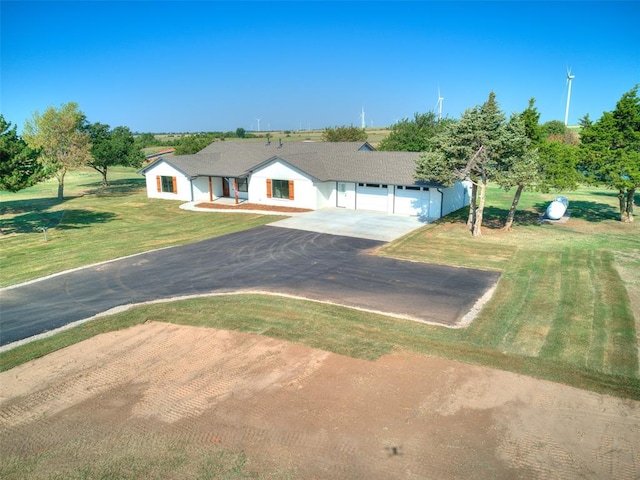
[142,141,437,186]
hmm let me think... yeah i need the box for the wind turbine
[255,118,261,132]
[360,107,366,129]
[564,68,575,126]
[435,86,444,121]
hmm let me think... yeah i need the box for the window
[266,179,294,200]
[272,179,289,199]
[237,178,248,193]
[156,175,177,193]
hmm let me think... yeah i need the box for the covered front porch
[192,176,249,203]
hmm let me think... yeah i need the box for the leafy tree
[580,85,640,222]
[540,120,567,140]
[322,125,367,142]
[23,102,91,200]
[236,127,246,138]
[86,123,144,186]
[377,112,449,152]
[0,115,43,192]
[174,133,219,154]
[417,92,505,237]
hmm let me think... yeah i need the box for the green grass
[0,167,282,287]
[381,183,640,393]
[1,171,639,400]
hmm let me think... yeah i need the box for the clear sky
[2,1,639,134]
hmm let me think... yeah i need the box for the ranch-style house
[140,140,471,219]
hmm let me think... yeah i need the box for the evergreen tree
[0,115,42,192]
[417,92,505,237]
[580,85,640,222]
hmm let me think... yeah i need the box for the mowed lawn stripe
[463,250,558,352]
[598,251,638,376]
[587,250,608,371]
[539,248,638,376]
[502,252,562,358]
[540,248,596,365]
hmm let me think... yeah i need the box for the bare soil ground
[1,322,639,479]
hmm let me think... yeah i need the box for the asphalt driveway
[0,226,500,347]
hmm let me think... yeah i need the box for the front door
[222,178,230,197]
[337,182,348,207]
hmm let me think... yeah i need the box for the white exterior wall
[316,181,334,209]
[211,177,224,198]
[249,160,318,209]
[387,187,395,214]
[143,161,192,201]
[442,181,471,216]
[192,177,211,203]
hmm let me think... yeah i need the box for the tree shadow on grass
[533,200,619,222]
[0,209,116,235]
[436,198,621,230]
[436,205,543,229]
[588,190,639,201]
[80,177,146,197]
[0,197,66,216]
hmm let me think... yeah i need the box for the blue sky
[2,1,639,134]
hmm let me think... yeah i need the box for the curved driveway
[0,226,500,346]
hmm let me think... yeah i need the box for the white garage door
[356,183,388,212]
[395,186,430,216]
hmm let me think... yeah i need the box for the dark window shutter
[266,179,272,198]
[156,176,161,192]
[288,180,294,200]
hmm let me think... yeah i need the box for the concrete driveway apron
[0,226,500,346]
[269,208,430,241]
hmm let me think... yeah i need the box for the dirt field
[1,322,639,479]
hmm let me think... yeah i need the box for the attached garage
[356,183,388,212]
[395,186,430,216]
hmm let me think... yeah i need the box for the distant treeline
[134,128,279,154]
